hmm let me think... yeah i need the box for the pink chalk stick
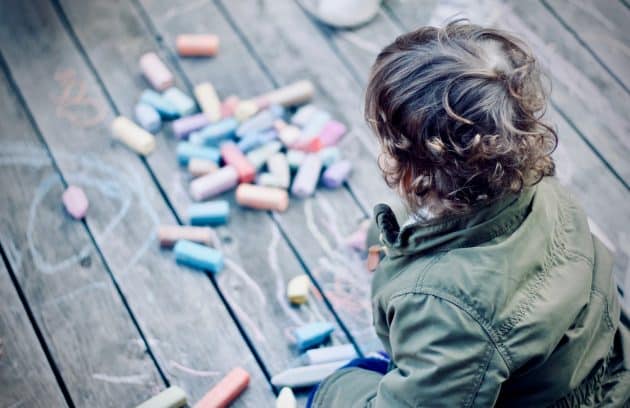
[62,185,89,219]
[139,52,174,91]
[195,367,250,408]
[318,120,347,147]
[220,143,256,183]
[189,165,239,201]
[221,95,240,118]
[172,113,210,139]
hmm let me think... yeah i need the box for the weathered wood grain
[0,0,275,405]
[57,0,352,382]
[0,258,68,408]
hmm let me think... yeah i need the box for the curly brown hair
[365,20,557,216]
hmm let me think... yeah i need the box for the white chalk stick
[270,360,349,388]
[303,344,358,365]
[276,387,297,408]
[287,275,310,305]
[135,385,187,408]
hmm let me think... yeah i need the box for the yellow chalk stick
[194,82,221,122]
[111,116,156,156]
[287,275,310,305]
[135,386,187,408]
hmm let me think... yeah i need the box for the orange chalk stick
[194,367,250,408]
[220,142,256,183]
[157,225,217,248]
[176,34,220,57]
[236,184,289,212]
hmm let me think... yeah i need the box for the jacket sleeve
[312,292,510,407]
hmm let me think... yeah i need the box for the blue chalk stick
[140,89,179,119]
[174,240,223,273]
[188,200,230,226]
[176,142,220,165]
[236,104,285,137]
[294,322,335,351]
[236,129,278,153]
[134,103,161,133]
[301,110,331,138]
[163,87,196,116]
[189,118,238,146]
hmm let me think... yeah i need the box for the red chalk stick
[194,367,250,408]
[220,142,256,183]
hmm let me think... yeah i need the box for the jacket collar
[374,186,536,257]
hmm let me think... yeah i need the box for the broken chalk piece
[176,142,220,166]
[322,160,352,189]
[274,119,301,147]
[62,185,89,220]
[140,89,179,119]
[189,118,238,146]
[367,245,383,272]
[139,52,174,91]
[158,225,217,248]
[303,344,358,365]
[189,165,238,201]
[291,104,318,127]
[135,385,187,408]
[188,200,230,226]
[291,154,322,198]
[134,103,161,133]
[174,239,223,274]
[318,146,340,168]
[256,80,315,107]
[266,153,290,189]
[221,95,240,118]
[270,361,348,388]
[234,100,259,122]
[176,34,220,57]
[111,116,156,156]
[220,142,256,183]
[287,275,310,305]
[246,141,283,170]
[286,149,306,170]
[236,129,277,153]
[194,82,221,122]
[236,104,284,137]
[172,113,209,140]
[294,322,335,351]
[194,367,250,408]
[188,158,218,177]
[319,120,347,147]
[276,387,297,408]
[163,87,196,116]
[236,184,289,212]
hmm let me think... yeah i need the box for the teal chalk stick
[176,142,220,165]
[163,87,196,116]
[188,200,230,226]
[189,118,238,146]
[174,240,223,274]
[140,89,179,119]
[294,322,335,351]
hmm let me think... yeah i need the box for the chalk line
[92,372,150,385]
[224,258,267,307]
[268,225,304,326]
[169,360,219,378]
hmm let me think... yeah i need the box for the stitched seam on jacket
[388,289,513,371]
[415,252,448,289]
[464,343,495,408]
[590,289,615,330]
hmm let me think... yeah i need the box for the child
[309,21,629,407]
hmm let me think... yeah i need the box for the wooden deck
[0,0,628,406]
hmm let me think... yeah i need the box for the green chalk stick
[135,386,187,408]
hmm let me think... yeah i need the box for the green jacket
[312,178,629,407]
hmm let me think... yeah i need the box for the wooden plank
[57,0,352,381]
[0,258,68,408]
[0,0,275,405]
[385,0,630,185]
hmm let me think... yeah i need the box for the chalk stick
[291,154,322,198]
[345,220,370,252]
[321,160,352,189]
[189,118,238,146]
[256,80,315,107]
[274,120,301,147]
[266,153,290,189]
[172,113,209,139]
[176,142,220,166]
[194,82,221,122]
[318,146,340,167]
[236,105,284,137]
[291,104,318,127]
[139,52,174,91]
[292,136,322,153]
[163,87,196,116]
[111,116,156,155]
[301,110,331,139]
[140,89,179,119]
[62,185,89,220]
[174,240,223,273]
[287,275,310,305]
[158,225,217,247]
[256,173,287,189]
[188,200,230,226]
[276,387,297,408]
[135,385,187,408]
[234,100,259,122]
[235,184,289,212]
[318,120,347,147]
[221,95,240,118]
[294,322,335,351]
[194,367,249,408]
[220,142,256,183]
[367,245,383,272]
[286,149,306,170]
[188,158,218,177]
[176,34,219,57]
[134,103,161,133]
[303,344,357,365]
[270,361,348,388]
[236,129,277,153]
[189,165,238,201]
[246,141,282,170]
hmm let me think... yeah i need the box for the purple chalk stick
[318,120,347,147]
[172,113,209,139]
[322,160,352,189]
[291,154,322,198]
